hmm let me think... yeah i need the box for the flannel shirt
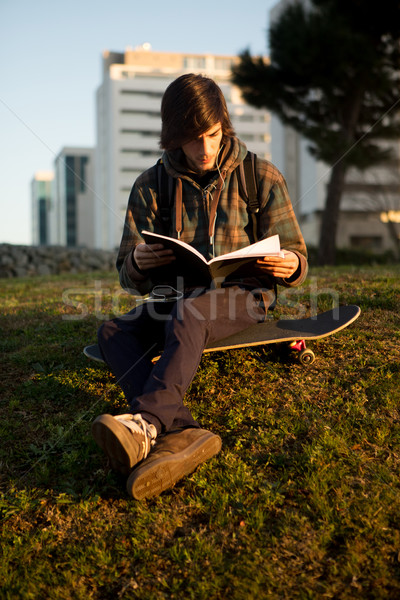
[117,137,308,295]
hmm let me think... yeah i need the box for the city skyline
[0,0,276,245]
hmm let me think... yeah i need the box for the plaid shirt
[117,137,307,295]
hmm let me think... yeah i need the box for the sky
[0,0,277,245]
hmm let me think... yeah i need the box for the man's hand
[256,250,299,279]
[134,243,175,271]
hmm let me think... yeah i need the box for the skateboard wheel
[298,349,315,365]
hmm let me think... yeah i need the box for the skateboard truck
[251,338,316,367]
[289,339,315,365]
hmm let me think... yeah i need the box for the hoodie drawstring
[174,178,183,239]
[173,173,225,253]
[207,176,225,253]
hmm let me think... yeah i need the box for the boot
[127,427,222,500]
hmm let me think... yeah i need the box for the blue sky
[0,0,277,245]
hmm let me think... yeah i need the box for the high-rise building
[95,46,272,250]
[54,147,95,247]
[31,172,54,245]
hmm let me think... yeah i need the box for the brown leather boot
[126,427,222,500]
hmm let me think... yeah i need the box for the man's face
[181,123,223,174]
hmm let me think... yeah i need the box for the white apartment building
[31,171,54,245]
[54,147,95,247]
[95,46,272,250]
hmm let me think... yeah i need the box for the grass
[0,265,399,599]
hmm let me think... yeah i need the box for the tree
[232,0,400,264]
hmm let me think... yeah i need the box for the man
[92,73,308,500]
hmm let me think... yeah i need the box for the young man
[92,74,308,500]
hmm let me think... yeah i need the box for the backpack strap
[156,158,175,234]
[241,151,259,214]
[237,151,260,242]
[237,152,277,309]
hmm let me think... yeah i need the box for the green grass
[0,266,399,599]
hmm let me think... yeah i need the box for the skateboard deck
[83,305,360,366]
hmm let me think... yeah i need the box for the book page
[209,235,284,263]
[141,230,207,263]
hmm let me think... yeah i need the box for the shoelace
[116,414,155,459]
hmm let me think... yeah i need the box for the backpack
[156,150,260,237]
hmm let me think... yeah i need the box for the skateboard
[83,305,360,366]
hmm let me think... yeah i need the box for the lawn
[0,265,399,599]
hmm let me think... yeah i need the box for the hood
[162,136,248,180]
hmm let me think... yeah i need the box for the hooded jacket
[117,137,308,296]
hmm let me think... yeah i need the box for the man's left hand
[256,250,299,279]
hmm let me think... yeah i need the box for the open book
[141,230,284,286]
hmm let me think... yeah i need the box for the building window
[121,149,161,157]
[350,236,382,251]
[120,129,159,136]
[239,134,269,143]
[64,155,89,247]
[120,90,163,99]
[38,198,48,245]
[236,114,268,123]
[238,114,254,122]
[240,134,254,142]
[214,58,234,70]
[79,156,88,192]
[120,109,160,118]
[183,56,206,69]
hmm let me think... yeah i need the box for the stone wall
[0,244,117,278]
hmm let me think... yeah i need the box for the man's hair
[160,73,235,150]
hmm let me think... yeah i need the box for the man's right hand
[134,243,176,271]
